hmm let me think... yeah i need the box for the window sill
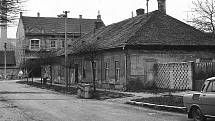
[29,49,40,51]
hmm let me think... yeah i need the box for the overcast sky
[7,0,194,38]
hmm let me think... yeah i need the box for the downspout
[123,45,127,91]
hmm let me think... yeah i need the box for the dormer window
[30,39,40,50]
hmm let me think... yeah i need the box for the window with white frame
[30,39,40,50]
[105,62,109,81]
[50,39,57,48]
[115,61,120,82]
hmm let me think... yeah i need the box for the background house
[0,51,17,79]
[51,0,215,90]
[16,12,105,77]
[0,12,17,79]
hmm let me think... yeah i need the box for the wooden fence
[193,62,215,91]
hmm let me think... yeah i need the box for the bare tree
[0,0,24,23]
[188,0,215,34]
[72,38,100,93]
[81,43,98,92]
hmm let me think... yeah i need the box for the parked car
[183,77,215,121]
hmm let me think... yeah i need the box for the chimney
[97,10,101,20]
[37,12,40,17]
[157,0,166,14]
[20,12,23,17]
[136,9,145,16]
[79,15,82,19]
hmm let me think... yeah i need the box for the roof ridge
[21,15,103,34]
[64,11,158,55]
[21,16,98,20]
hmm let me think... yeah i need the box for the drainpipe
[123,45,127,90]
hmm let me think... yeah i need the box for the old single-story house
[50,0,215,90]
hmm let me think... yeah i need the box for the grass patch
[16,81,133,100]
[132,95,184,107]
[93,90,133,100]
[16,81,77,94]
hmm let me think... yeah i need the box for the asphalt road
[0,80,192,121]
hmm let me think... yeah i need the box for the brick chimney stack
[37,12,40,17]
[20,12,23,17]
[97,11,101,20]
[136,9,145,16]
[79,15,82,19]
[157,0,166,14]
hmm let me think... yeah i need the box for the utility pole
[4,43,7,80]
[63,11,69,93]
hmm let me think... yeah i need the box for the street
[0,80,190,121]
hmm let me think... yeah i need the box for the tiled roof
[0,51,16,66]
[128,11,214,46]
[63,12,153,55]
[21,16,104,34]
[57,10,214,56]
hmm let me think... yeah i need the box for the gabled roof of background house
[57,10,215,56]
[0,51,16,66]
[21,16,105,34]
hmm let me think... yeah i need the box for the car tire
[192,108,206,121]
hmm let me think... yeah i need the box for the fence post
[190,61,195,91]
[168,63,174,90]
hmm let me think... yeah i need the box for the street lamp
[4,42,7,80]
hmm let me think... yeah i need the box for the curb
[125,101,187,113]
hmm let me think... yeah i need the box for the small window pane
[50,40,56,48]
[92,61,98,81]
[115,61,120,82]
[30,39,40,50]
[105,62,109,80]
[62,40,65,48]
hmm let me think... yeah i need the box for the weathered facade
[51,1,215,90]
[61,48,215,90]
[42,0,215,90]
[15,12,105,76]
